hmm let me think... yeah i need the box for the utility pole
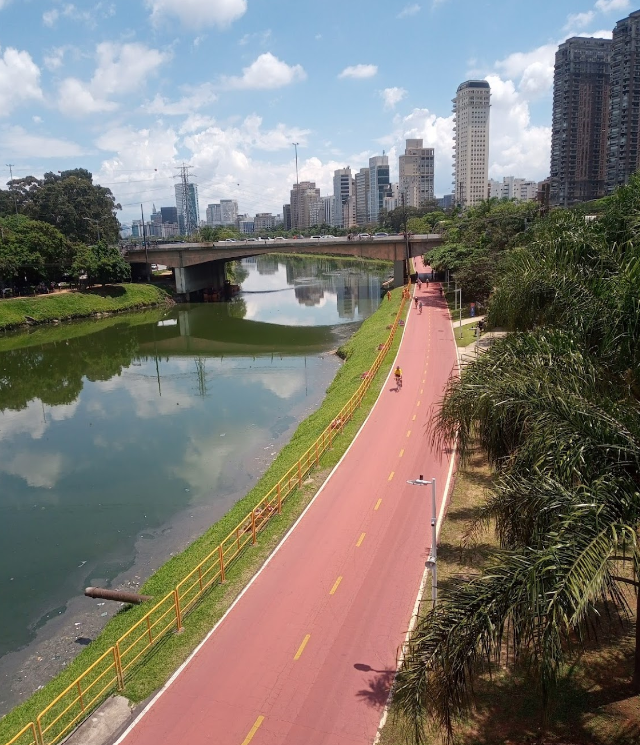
[174,164,197,237]
[6,164,18,215]
[292,142,299,230]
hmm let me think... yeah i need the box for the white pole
[431,478,437,606]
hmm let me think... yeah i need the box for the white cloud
[142,83,217,115]
[2,451,67,488]
[397,4,420,18]
[0,125,89,158]
[58,42,170,117]
[338,64,378,80]
[43,9,59,26]
[595,0,630,12]
[494,43,556,99]
[223,53,306,90]
[485,74,552,181]
[0,47,43,116]
[0,0,11,8]
[564,11,596,30]
[381,87,407,110]
[146,0,247,29]
[44,46,68,71]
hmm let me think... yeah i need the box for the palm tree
[393,177,640,743]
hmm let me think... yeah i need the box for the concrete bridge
[125,234,443,299]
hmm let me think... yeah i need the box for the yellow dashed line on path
[417,401,421,407]
[294,634,311,660]
[407,430,412,438]
[330,576,343,595]
[374,498,382,511]
[388,471,395,481]
[412,414,416,421]
[420,389,423,395]
[241,716,265,745]
[356,532,366,547]
[399,448,404,457]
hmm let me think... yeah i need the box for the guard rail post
[174,589,183,632]
[218,546,226,582]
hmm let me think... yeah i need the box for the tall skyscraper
[174,180,199,235]
[607,10,640,192]
[206,203,222,225]
[220,199,239,225]
[355,168,370,225]
[368,155,390,223]
[160,206,178,225]
[332,168,354,227]
[290,181,321,229]
[550,37,611,206]
[452,80,491,208]
[399,139,435,207]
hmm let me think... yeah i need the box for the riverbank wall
[0,286,409,745]
[0,285,172,332]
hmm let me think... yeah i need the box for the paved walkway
[113,257,458,745]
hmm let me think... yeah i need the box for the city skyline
[0,0,635,223]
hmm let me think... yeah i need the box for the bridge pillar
[394,259,406,289]
[175,260,226,299]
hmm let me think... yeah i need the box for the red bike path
[115,257,458,745]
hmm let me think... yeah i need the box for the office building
[332,168,354,227]
[206,203,222,225]
[160,206,178,225]
[368,155,391,223]
[383,183,401,212]
[607,10,640,192]
[254,213,276,231]
[238,218,255,234]
[220,199,238,225]
[488,177,539,202]
[355,168,370,225]
[452,80,491,207]
[174,181,199,235]
[290,181,321,229]
[283,204,292,231]
[399,139,435,207]
[550,37,611,206]
[437,194,455,210]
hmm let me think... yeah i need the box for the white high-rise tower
[452,80,491,208]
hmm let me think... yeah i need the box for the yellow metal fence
[4,291,408,745]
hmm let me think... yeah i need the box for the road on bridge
[115,257,458,745]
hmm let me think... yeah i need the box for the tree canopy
[1,168,121,244]
[394,176,640,743]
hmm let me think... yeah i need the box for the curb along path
[115,260,458,745]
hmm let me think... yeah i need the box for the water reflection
[0,255,389,677]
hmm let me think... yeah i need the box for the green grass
[379,447,640,745]
[0,287,408,744]
[452,322,480,348]
[0,284,171,332]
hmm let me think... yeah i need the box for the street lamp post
[407,475,438,606]
[455,287,462,338]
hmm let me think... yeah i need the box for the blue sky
[0,0,633,224]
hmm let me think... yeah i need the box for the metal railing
[4,290,408,745]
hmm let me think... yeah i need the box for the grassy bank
[379,446,640,745]
[0,287,408,743]
[0,284,171,331]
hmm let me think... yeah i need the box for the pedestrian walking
[414,297,418,309]
[417,279,422,290]
[387,290,391,302]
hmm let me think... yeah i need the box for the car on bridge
[357,233,371,239]
[374,232,389,237]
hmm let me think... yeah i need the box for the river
[0,254,389,714]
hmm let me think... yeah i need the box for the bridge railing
[3,288,409,745]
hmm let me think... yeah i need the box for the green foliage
[394,177,640,743]
[0,214,75,284]
[1,168,121,244]
[427,198,541,303]
[71,241,131,285]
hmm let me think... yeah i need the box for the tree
[71,242,131,286]
[394,178,640,743]
[0,169,121,244]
